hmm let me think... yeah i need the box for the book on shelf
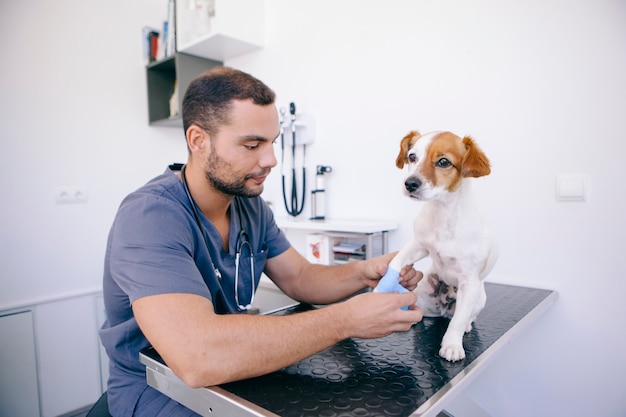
[161,21,169,59]
[142,26,160,64]
[142,0,177,65]
[332,242,366,255]
[333,252,366,264]
[165,0,176,57]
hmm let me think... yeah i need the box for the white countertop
[275,217,397,234]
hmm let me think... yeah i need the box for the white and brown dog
[375,130,498,361]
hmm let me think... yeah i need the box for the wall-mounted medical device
[310,164,332,220]
[280,102,316,217]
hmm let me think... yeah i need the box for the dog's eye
[408,153,417,163]
[436,158,452,168]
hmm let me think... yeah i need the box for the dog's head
[396,130,491,200]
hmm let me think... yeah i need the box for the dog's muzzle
[405,177,422,193]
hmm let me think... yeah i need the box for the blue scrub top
[99,165,290,416]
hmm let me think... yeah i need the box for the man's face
[204,100,280,198]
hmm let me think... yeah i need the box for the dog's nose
[405,177,421,192]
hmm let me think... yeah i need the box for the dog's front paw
[439,344,466,362]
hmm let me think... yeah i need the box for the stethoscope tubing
[280,103,306,217]
[180,164,255,310]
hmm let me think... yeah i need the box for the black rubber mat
[220,283,554,417]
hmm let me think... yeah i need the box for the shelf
[149,115,182,127]
[275,218,397,234]
[146,53,221,126]
[277,218,395,265]
[178,33,262,61]
[146,0,264,126]
[176,0,264,62]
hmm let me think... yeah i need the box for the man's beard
[204,148,263,198]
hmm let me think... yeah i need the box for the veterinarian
[99,67,423,417]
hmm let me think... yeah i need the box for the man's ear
[186,125,207,153]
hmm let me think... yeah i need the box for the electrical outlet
[54,186,88,204]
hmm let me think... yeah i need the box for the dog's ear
[461,136,491,178]
[396,131,421,168]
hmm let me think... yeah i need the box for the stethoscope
[180,164,255,311]
[280,102,306,217]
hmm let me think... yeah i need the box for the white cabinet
[96,295,109,393]
[0,292,103,417]
[0,310,41,417]
[251,219,397,313]
[34,295,102,416]
[276,218,397,265]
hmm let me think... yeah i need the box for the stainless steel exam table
[140,283,557,417]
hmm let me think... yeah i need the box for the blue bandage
[374,268,407,293]
[375,268,411,310]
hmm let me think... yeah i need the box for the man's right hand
[333,291,423,340]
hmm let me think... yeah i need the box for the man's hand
[362,252,423,291]
[337,290,423,339]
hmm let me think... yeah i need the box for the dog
[375,130,498,362]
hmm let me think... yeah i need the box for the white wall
[235,2,626,415]
[0,0,190,306]
[0,0,188,415]
[1,0,625,416]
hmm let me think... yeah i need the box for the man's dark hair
[182,67,276,137]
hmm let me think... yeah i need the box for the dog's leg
[439,278,484,361]
[468,281,487,331]
[389,240,427,272]
[374,240,427,294]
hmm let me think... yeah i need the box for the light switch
[556,174,586,201]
